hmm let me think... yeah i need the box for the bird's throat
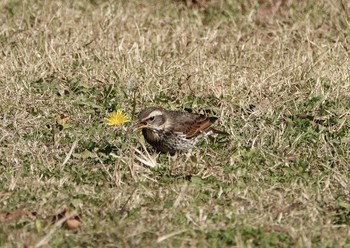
[142,128,160,142]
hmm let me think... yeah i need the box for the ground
[0,0,350,247]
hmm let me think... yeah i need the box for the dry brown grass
[0,0,350,247]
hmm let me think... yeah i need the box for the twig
[119,187,137,214]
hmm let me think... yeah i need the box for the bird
[133,107,228,155]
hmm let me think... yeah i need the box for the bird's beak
[132,121,147,130]
[124,120,146,140]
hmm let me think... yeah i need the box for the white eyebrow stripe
[145,110,163,118]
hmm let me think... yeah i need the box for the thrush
[133,107,228,155]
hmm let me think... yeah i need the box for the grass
[1,0,350,247]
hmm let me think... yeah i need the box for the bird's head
[133,107,167,131]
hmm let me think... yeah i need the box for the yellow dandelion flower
[104,110,130,126]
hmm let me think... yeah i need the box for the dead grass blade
[133,142,158,168]
[62,139,79,167]
[157,229,187,243]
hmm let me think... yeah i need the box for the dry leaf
[51,209,82,230]
[57,113,69,126]
[0,208,35,222]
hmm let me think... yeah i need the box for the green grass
[1,0,350,247]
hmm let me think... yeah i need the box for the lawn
[0,0,350,247]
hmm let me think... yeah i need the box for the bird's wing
[172,113,217,138]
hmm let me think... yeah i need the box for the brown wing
[172,113,217,138]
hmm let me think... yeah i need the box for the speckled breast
[142,128,210,154]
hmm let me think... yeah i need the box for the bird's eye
[149,116,155,121]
